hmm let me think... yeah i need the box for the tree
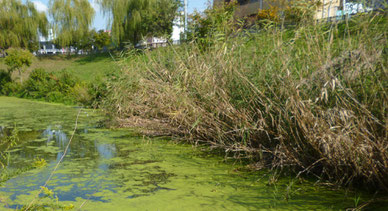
[93,30,111,51]
[4,48,34,83]
[148,0,180,41]
[187,1,238,48]
[0,0,48,51]
[49,0,95,52]
[97,0,179,46]
[77,30,96,53]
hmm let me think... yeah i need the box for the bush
[257,6,280,23]
[0,67,104,106]
[4,48,33,83]
[188,1,239,49]
[0,69,12,94]
[20,68,54,99]
[71,83,92,105]
[46,91,67,103]
[87,76,109,108]
[0,82,21,96]
[13,68,93,105]
[283,0,321,23]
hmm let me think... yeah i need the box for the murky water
[0,97,385,210]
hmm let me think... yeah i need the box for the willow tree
[0,0,48,51]
[97,0,179,46]
[49,0,95,51]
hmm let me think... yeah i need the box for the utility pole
[184,0,188,39]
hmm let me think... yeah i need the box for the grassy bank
[0,53,117,82]
[101,13,387,192]
[0,53,115,105]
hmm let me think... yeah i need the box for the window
[225,0,250,5]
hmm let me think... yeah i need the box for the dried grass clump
[102,13,387,191]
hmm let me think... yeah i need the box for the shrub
[46,91,66,103]
[4,48,33,83]
[283,0,321,23]
[255,0,321,25]
[0,67,102,106]
[16,68,91,105]
[0,82,21,96]
[87,76,109,108]
[71,83,92,105]
[0,69,12,94]
[257,6,280,23]
[188,1,239,49]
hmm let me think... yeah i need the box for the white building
[38,29,60,55]
[172,11,185,45]
[37,29,76,55]
[138,13,185,49]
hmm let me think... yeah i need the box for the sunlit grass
[0,53,117,82]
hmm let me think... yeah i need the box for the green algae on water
[0,96,387,210]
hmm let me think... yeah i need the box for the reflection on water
[96,143,116,160]
[43,126,69,162]
[43,126,67,145]
[0,123,120,205]
[97,143,116,171]
[41,123,118,172]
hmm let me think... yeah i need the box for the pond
[0,97,384,210]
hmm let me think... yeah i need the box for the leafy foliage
[188,1,239,48]
[0,0,48,51]
[0,66,108,106]
[75,30,95,52]
[49,0,95,49]
[4,48,33,73]
[257,6,280,22]
[256,0,321,25]
[4,48,33,83]
[97,0,179,46]
[18,69,79,104]
[0,70,12,94]
[93,30,111,51]
[283,0,321,23]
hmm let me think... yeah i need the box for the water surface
[0,97,383,210]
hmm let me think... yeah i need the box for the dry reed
[102,12,387,192]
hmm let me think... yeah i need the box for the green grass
[57,54,118,82]
[0,53,118,82]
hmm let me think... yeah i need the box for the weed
[353,194,361,208]
[0,126,18,168]
[33,158,47,168]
